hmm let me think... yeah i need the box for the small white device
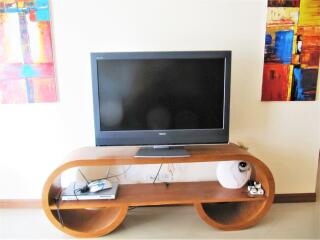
[88,179,112,193]
[61,182,118,200]
[247,181,264,196]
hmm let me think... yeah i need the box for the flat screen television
[91,51,231,156]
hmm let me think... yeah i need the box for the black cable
[129,164,163,212]
[55,190,64,227]
[128,206,138,211]
[76,166,132,184]
[107,165,132,180]
[153,164,163,184]
[78,169,89,184]
[128,164,164,212]
[73,182,79,201]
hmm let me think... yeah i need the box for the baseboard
[0,199,41,208]
[273,193,316,203]
[0,192,316,208]
[317,153,320,194]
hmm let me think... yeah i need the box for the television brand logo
[158,132,167,136]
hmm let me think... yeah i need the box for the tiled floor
[0,200,319,239]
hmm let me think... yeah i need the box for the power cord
[128,206,138,211]
[106,165,132,180]
[73,182,80,201]
[129,164,164,212]
[77,166,132,186]
[76,165,164,212]
[153,164,163,184]
[78,169,90,184]
[55,190,64,227]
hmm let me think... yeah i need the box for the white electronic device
[61,182,118,201]
[247,181,264,196]
[88,179,112,193]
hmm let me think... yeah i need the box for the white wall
[0,0,319,199]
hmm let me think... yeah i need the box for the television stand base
[135,146,190,158]
[42,144,275,237]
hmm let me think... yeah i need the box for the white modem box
[61,182,119,201]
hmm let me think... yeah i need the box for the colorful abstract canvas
[0,0,56,104]
[261,0,320,101]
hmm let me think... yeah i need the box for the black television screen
[91,51,231,146]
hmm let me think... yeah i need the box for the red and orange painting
[261,0,320,101]
[0,0,57,104]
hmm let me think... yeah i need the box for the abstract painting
[261,0,320,101]
[0,0,57,104]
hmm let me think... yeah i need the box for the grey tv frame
[91,51,231,147]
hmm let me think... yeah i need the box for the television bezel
[91,51,231,146]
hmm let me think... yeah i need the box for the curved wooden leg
[194,200,270,230]
[47,206,128,238]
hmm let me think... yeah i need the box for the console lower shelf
[42,144,275,238]
[50,181,265,210]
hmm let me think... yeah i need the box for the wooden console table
[42,143,275,238]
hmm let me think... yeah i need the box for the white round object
[216,161,251,189]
